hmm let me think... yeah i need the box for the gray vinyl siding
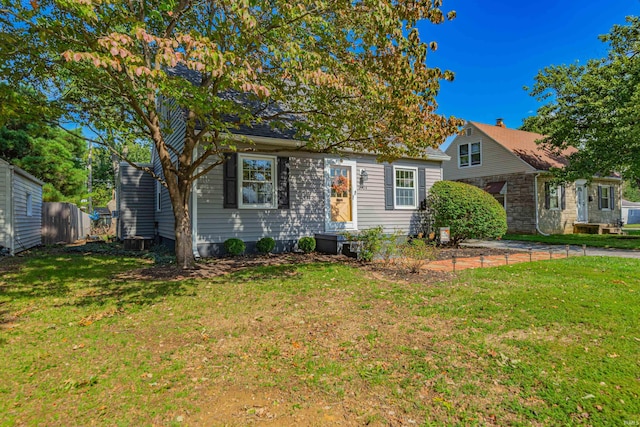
[195,151,444,250]
[155,96,186,240]
[355,156,442,234]
[118,163,155,238]
[443,125,535,181]
[0,161,10,248]
[196,153,325,245]
[12,171,42,252]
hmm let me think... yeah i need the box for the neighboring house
[0,158,43,255]
[442,120,622,235]
[622,199,640,225]
[116,109,450,256]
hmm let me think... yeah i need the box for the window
[238,154,276,209]
[458,142,481,167]
[599,185,612,210]
[394,167,417,208]
[26,193,33,216]
[548,186,559,209]
[156,181,162,212]
[544,182,564,210]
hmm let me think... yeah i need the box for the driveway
[462,239,640,259]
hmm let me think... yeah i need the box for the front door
[325,159,357,231]
[576,184,588,222]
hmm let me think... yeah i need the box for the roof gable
[470,122,576,171]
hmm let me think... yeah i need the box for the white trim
[324,158,358,231]
[237,153,278,209]
[599,184,612,211]
[458,141,482,168]
[191,149,200,258]
[393,166,418,209]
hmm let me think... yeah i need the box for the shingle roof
[470,121,577,171]
[165,65,449,160]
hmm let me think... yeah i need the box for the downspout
[534,173,550,236]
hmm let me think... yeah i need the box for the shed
[622,199,640,225]
[0,158,44,255]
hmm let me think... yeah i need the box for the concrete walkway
[424,239,640,272]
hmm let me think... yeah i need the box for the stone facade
[457,173,537,234]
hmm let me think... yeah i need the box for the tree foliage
[0,120,87,202]
[525,16,640,183]
[425,181,507,246]
[1,0,462,268]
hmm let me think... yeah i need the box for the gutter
[191,150,200,259]
[533,173,550,236]
[8,166,15,256]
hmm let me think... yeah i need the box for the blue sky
[420,0,639,147]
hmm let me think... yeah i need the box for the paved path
[425,239,640,272]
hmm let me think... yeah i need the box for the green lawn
[1,250,639,425]
[504,233,640,249]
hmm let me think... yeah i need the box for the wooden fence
[42,202,90,245]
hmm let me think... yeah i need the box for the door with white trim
[576,184,588,222]
[325,159,357,231]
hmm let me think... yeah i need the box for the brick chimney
[496,118,506,128]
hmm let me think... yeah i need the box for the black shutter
[610,185,615,210]
[277,157,290,209]
[418,168,426,209]
[223,153,238,209]
[544,182,550,209]
[560,185,566,210]
[598,186,602,210]
[384,165,394,210]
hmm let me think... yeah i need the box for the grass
[1,249,639,425]
[504,233,640,249]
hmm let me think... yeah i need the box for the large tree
[525,16,640,183]
[2,0,462,269]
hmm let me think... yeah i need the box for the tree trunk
[172,195,196,270]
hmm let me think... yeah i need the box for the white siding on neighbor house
[195,151,444,246]
[443,126,535,181]
[0,161,10,248]
[12,171,42,252]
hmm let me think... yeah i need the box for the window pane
[240,156,274,207]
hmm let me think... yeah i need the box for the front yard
[1,249,639,426]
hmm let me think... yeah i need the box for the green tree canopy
[0,120,87,202]
[1,0,462,268]
[525,16,640,183]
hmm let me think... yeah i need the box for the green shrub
[398,238,437,273]
[298,237,316,253]
[424,181,507,246]
[344,226,396,262]
[223,238,245,256]
[256,237,276,254]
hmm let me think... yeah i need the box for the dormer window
[459,142,481,168]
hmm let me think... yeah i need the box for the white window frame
[238,154,277,209]
[324,158,357,231]
[393,166,418,209]
[599,185,611,210]
[26,193,33,216]
[548,185,561,210]
[458,141,481,168]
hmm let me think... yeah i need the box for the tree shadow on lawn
[0,254,195,308]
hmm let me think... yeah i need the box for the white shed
[622,199,640,225]
[0,158,44,255]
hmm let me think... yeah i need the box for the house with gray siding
[0,158,43,255]
[443,120,622,235]
[117,101,450,256]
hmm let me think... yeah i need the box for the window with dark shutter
[544,182,550,210]
[418,168,426,209]
[560,185,566,210]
